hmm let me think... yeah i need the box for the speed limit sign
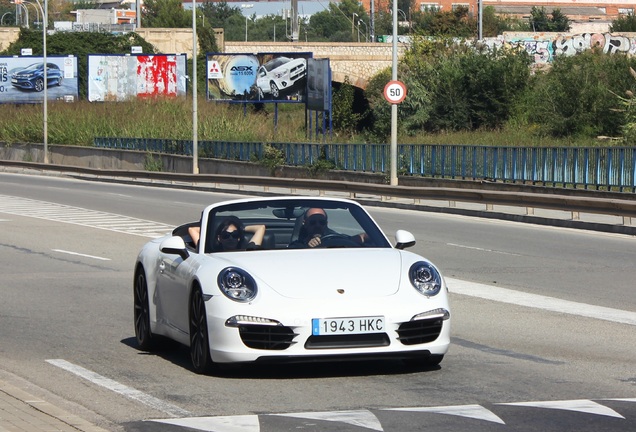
[383,80,407,104]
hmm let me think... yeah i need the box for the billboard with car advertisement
[0,56,78,104]
[87,54,187,102]
[207,52,312,103]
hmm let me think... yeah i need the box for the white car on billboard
[256,56,307,99]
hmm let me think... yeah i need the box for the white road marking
[149,398,635,431]
[45,359,191,418]
[52,249,111,261]
[498,399,625,418]
[447,277,636,327]
[446,243,522,256]
[152,415,261,432]
[0,194,173,238]
[385,404,505,424]
[272,410,383,431]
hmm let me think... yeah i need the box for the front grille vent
[305,333,390,349]
[397,318,443,345]
[238,324,297,350]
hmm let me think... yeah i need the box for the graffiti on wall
[500,33,636,65]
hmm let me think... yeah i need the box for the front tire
[34,78,44,92]
[189,286,214,374]
[270,82,280,98]
[134,269,154,350]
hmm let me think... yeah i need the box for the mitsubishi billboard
[207,52,312,103]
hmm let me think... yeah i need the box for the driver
[289,208,367,248]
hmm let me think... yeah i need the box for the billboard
[307,58,331,112]
[207,52,312,103]
[0,56,79,104]
[88,54,187,102]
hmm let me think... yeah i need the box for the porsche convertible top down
[134,196,451,373]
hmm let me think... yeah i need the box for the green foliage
[305,145,337,176]
[529,7,571,32]
[481,6,530,36]
[144,153,163,171]
[610,14,636,32]
[366,39,531,138]
[0,28,156,100]
[513,50,636,138]
[412,6,474,37]
[617,68,636,144]
[257,144,286,174]
[308,0,368,42]
[197,24,219,54]
[332,78,363,136]
[142,0,190,28]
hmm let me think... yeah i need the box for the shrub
[513,50,636,138]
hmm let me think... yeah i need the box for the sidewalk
[0,379,109,432]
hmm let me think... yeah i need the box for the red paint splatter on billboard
[136,55,178,98]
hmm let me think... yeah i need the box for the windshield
[202,199,390,254]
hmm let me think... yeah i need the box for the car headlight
[217,267,257,302]
[409,261,442,297]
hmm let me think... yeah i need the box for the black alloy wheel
[134,269,154,350]
[189,287,214,374]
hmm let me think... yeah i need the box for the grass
[0,98,621,148]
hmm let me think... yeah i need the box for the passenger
[212,216,265,251]
[188,216,265,251]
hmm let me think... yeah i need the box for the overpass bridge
[224,41,406,90]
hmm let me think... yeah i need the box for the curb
[0,379,110,432]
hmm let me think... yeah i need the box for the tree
[200,2,242,29]
[143,0,190,28]
[610,14,636,32]
[308,0,368,42]
[412,6,475,37]
[481,6,529,37]
[528,7,571,32]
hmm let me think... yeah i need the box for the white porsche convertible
[134,197,451,373]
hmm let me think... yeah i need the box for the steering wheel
[317,233,360,248]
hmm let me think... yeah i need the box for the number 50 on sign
[383,80,407,104]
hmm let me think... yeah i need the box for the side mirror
[160,236,189,260]
[395,230,416,250]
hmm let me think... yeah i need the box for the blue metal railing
[94,138,636,192]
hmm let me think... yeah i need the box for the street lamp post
[390,0,398,185]
[352,12,357,40]
[358,19,368,42]
[192,0,198,173]
[240,4,253,42]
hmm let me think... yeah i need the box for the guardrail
[94,138,636,193]
[2,159,635,236]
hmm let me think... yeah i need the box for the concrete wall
[134,27,224,56]
[0,27,20,52]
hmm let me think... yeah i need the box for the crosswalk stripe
[385,404,505,424]
[0,194,173,238]
[498,399,625,418]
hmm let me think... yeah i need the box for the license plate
[11,79,17,83]
[312,316,385,335]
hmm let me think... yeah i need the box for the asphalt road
[0,171,635,432]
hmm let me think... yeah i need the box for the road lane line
[52,249,111,261]
[447,243,522,256]
[447,277,636,326]
[46,359,191,418]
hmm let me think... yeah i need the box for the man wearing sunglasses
[290,208,367,248]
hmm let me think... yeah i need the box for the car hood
[214,249,404,299]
